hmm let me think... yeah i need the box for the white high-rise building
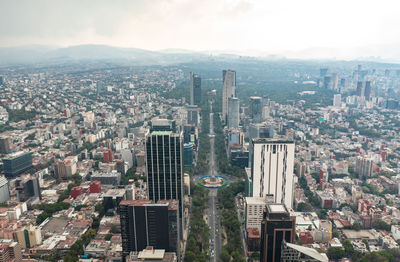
[228,97,240,129]
[333,94,341,108]
[250,138,295,208]
[222,70,236,124]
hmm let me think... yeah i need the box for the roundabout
[198,175,229,188]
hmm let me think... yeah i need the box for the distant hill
[0,44,212,65]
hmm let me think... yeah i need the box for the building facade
[120,200,179,259]
[146,130,184,232]
[249,96,262,123]
[260,204,295,262]
[250,139,294,208]
[3,152,32,178]
[0,176,10,203]
[222,70,236,124]
[228,97,240,129]
[189,72,201,106]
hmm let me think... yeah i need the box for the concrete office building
[250,139,295,208]
[120,200,179,259]
[222,70,236,124]
[3,152,32,178]
[189,72,201,106]
[0,137,12,154]
[260,204,295,262]
[333,94,341,108]
[0,176,10,203]
[146,130,184,232]
[228,97,240,129]
[16,225,42,249]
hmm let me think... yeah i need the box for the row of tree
[185,183,210,262]
[217,181,246,262]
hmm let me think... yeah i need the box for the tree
[352,222,362,231]
[105,234,112,241]
[327,247,345,260]
[297,202,313,212]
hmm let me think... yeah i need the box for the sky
[1,0,400,59]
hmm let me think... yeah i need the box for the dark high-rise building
[365,81,371,100]
[260,203,295,262]
[0,76,3,86]
[120,200,179,259]
[0,137,12,154]
[319,68,328,78]
[146,130,184,232]
[189,72,201,106]
[3,152,32,178]
[323,76,331,89]
[249,96,262,123]
[356,81,363,97]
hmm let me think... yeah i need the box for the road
[207,101,222,262]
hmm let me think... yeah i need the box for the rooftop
[151,131,172,136]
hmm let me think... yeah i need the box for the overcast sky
[1,0,400,59]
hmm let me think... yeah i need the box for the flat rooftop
[252,138,294,144]
[151,131,172,136]
[267,203,289,214]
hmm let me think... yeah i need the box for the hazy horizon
[2,0,400,60]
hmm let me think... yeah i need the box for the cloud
[0,0,400,59]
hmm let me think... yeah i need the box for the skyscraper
[222,70,236,124]
[146,130,184,232]
[260,203,295,262]
[319,68,328,78]
[331,73,339,91]
[364,81,371,100]
[120,200,179,259]
[249,96,262,123]
[189,72,201,106]
[323,76,332,89]
[250,139,294,208]
[228,97,240,129]
[356,81,363,96]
